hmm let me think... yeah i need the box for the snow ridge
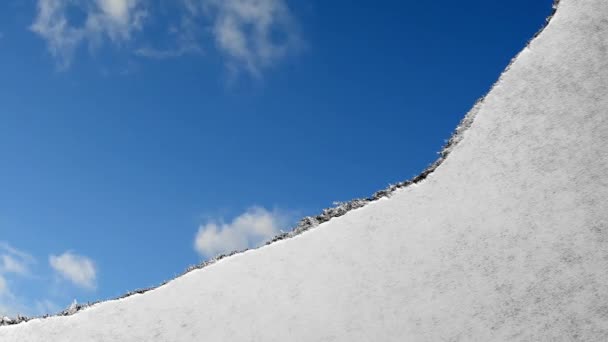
[0,0,562,328]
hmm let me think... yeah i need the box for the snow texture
[3,0,608,340]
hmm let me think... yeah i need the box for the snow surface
[3,0,608,340]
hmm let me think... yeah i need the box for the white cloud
[194,207,288,257]
[0,242,35,262]
[30,0,146,69]
[0,242,36,316]
[97,0,132,21]
[0,275,19,316]
[49,252,97,290]
[135,0,301,74]
[0,242,62,317]
[202,0,301,76]
[0,242,34,276]
[0,255,28,276]
[30,0,300,75]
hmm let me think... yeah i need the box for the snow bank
[3,0,608,340]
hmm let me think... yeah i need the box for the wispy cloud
[30,0,301,75]
[0,242,68,317]
[0,242,34,276]
[0,242,37,316]
[1,255,28,276]
[0,242,35,262]
[184,0,302,76]
[49,252,97,290]
[30,0,147,69]
[0,275,21,316]
[0,290,21,317]
[194,206,289,257]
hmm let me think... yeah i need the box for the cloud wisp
[49,252,97,290]
[188,0,302,76]
[0,255,28,276]
[30,0,301,75]
[30,0,147,69]
[194,207,289,257]
[0,242,37,316]
[0,242,35,277]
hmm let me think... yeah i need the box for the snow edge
[0,0,562,327]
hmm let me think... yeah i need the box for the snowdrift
[2,0,608,340]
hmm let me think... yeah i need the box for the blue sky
[0,0,552,316]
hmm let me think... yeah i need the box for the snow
[3,0,608,340]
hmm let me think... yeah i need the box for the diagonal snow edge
[0,0,562,327]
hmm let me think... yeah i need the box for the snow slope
[3,0,608,340]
